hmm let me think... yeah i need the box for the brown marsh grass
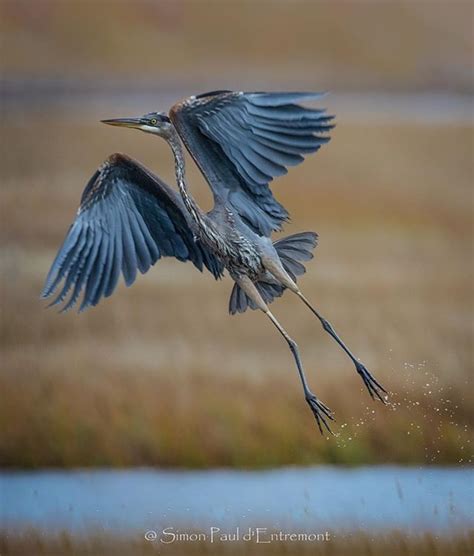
[2,530,473,556]
[0,118,472,468]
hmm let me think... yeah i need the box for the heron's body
[205,207,266,281]
[42,90,388,433]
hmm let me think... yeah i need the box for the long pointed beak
[101,117,142,129]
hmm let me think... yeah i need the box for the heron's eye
[150,118,158,125]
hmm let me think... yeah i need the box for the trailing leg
[260,254,387,404]
[296,291,388,403]
[235,275,334,434]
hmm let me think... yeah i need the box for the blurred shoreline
[1,77,473,125]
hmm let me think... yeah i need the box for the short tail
[229,231,318,315]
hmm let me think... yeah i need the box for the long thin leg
[296,291,388,403]
[260,256,388,403]
[236,276,334,434]
[265,310,334,434]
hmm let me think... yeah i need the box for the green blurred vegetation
[1,366,471,468]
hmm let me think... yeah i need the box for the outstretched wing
[170,91,334,236]
[41,153,223,312]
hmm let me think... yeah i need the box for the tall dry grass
[2,530,473,556]
[0,118,472,467]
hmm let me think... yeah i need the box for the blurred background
[1,1,473,554]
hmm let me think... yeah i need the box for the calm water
[1,466,472,536]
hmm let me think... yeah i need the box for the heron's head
[101,112,173,139]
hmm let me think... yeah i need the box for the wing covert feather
[170,91,334,236]
[42,153,223,312]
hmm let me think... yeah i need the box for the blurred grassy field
[2,530,473,556]
[1,0,472,92]
[1,115,472,467]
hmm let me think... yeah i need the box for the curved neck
[166,127,204,229]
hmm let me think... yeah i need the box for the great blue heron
[42,90,387,434]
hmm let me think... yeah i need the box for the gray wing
[41,153,223,312]
[170,91,334,236]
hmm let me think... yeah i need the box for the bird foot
[356,362,388,403]
[305,393,335,435]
